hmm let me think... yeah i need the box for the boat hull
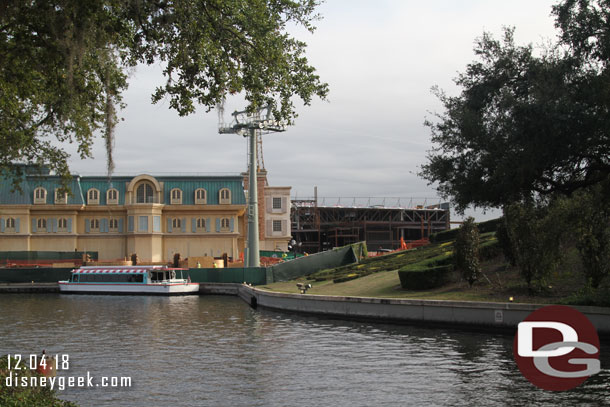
[58,282,200,295]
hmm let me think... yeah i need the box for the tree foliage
[421,0,610,213]
[0,0,328,186]
[564,178,610,288]
[502,202,567,290]
[454,217,481,287]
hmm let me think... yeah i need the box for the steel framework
[291,198,450,253]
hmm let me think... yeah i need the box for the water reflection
[0,294,608,406]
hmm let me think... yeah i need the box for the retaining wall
[238,285,610,335]
[0,268,73,283]
[199,283,241,295]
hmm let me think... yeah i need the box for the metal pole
[248,127,260,267]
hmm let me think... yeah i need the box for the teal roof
[78,177,132,205]
[159,176,246,205]
[0,177,32,205]
[0,174,246,206]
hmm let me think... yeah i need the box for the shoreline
[238,284,610,338]
[3,282,609,338]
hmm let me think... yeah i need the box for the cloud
[67,0,558,222]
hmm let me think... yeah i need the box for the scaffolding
[291,197,450,253]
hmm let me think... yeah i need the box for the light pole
[219,106,287,267]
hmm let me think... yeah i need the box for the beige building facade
[0,171,247,262]
[243,170,292,252]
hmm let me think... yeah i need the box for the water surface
[0,294,608,406]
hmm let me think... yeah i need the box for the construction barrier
[0,268,73,283]
[188,268,267,285]
[268,243,364,283]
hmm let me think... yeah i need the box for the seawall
[238,285,610,336]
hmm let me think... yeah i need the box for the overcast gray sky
[67,0,559,222]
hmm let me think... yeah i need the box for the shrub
[503,202,565,289]
[398,264,454,290]
[0,355,78,407]
[429,228,459,243]
[479,239,501,260]
[333,273,359,284]
[476,217,502,233]
[454,217,481,287]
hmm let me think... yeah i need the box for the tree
[454,217,481,287]
[0,0,328,187]
[420,1,610,213]
[567,179,610,288]
[503,202,566,290]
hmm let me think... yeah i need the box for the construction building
[291,194,450,253]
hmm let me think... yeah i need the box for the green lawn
[261,254,594,305]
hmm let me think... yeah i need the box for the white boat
[58,266,200,295]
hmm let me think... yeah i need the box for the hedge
[429,217,502,243]
[479,239,501,260]
[398,264,454,290]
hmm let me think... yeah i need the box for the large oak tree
[0,0,328,185]
[421,0,609,213]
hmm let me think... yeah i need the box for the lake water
[0,294,608,406]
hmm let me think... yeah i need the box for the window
[58,218,68,232]
[107,188,119,205]
[5,218,16,232]
[195,188,207,204]
[138,216,148,232]
[221,218,230,231]
[90,219,100,232]
[196,218,206,230]
[55,189,68,204]
[109,218,119,232]
[219,188,231,204]
[273,197,282,209]
[170,188,182,204]
[37,218,47,232]
[136,182,154,203]
[87,188,99,205]
[273,220,282,232]
[172,218,182,229]
[33,187,47,204]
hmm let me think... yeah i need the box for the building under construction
[291,195,450,253]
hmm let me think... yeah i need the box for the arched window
[33,187,47,204]
[196,218,206,230]
[56,218,68,232]
[109,218,119,231]
[107,188,119,205]
[172,218,182,229]
[55,188,67,204]
[87,188,99,204]
[221,218,230,230]
[170,188,182,204]
[136,182,154,203]
[89,219,100,232]
[37,218,47,231]
[219,188,231,204]
[194,188,207,204]
[6,218,16,232]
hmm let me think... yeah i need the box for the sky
[67,0,560,222]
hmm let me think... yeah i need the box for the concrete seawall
[0,283,59,293]
[199,283,241,295]
[238,285,610,336]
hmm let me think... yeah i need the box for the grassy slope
[261,235,596,305]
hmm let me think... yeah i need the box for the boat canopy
[72,266,165,274]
